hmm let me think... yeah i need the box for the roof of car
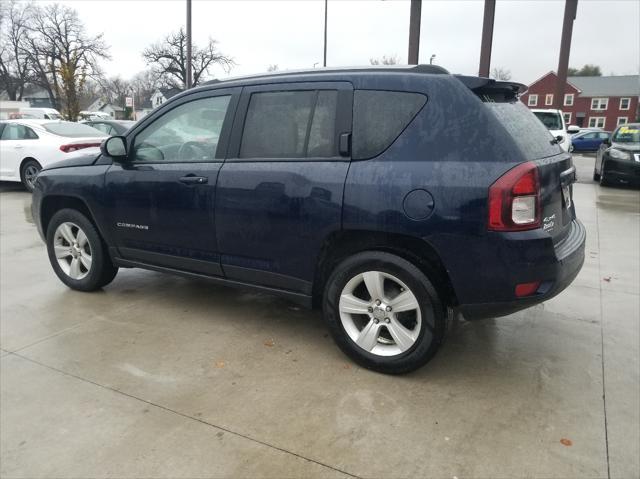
[203,64,450,86]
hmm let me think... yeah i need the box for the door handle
[14,144,24,149]
[179,175,208,185]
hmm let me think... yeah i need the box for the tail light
[60,142,101,153]
[488,161,541,231]
[515,281,541,297]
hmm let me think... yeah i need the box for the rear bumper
[458,219,586,320]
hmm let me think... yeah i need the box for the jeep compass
[32,65,585,374]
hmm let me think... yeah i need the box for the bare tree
[369,54,400,66]
[0,0,34,100]
[143,28,234,88]
[567,64,602,77]
[25,3,109,119]
[490,67,512,81]
[267,64,279,72]
[130,69,161,106]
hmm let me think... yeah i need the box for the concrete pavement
[1,154,638,478]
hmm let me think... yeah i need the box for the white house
[150,87,183,109]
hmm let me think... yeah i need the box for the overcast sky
[45,0,639,85]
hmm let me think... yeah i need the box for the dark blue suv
[32,66,585,374]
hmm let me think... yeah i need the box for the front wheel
[46,209,118,291]
[323,251,445,374]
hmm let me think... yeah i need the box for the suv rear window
[240,90,338,159]
[352,90,426,159]
[487,102,561,159]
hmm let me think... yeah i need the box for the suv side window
[352,90,426,159]
[132,95,231,163]
[240,90,338,159]
[0,124,39,140]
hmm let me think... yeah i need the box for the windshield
[44,113,62,120]
[612,125,640,143]
[42,121,106,137]
[533,111,563,130]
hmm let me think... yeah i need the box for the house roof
[159,87,182,99]
[567,75,639,97]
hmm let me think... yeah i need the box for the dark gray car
[594,123,640,186]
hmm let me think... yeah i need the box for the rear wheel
[323,251,445,374]
[20,159,41,192]
[46,209,118,291]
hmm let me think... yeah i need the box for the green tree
[567,64,602,76]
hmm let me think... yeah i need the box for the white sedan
[0,119,107,191]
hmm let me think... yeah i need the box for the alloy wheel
[23,164,40,190]
[338,271,422,357]
[53,222,93,280]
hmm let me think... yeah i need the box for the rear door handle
[179,175,208,185]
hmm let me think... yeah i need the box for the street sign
[125,97,133,108]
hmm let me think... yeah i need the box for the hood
[611,141,640,153]
[44,148,102,171]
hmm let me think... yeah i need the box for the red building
[521,72,639,131]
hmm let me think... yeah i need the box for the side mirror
[567,125,580,134]
[101,136,128,160]
[602,137,611,146]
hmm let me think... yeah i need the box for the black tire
[20,159,41,192]
[599,169,608,187]
[593,165,600,182]
[46,209,118,291]
[323,251,445,374]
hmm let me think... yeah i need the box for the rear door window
[0,124,38,140]
[240,90,338,159]
[352,90,426,160]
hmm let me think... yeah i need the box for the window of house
[564,94,574,106]
[133,95,231,163]
[588,117,606,128]
[563,112,572,124]
[352,90,426,159]
[545,94,553,106]
[619,98,630,110]
[617,117,628,126]
[591,98,608,110]
[528,94,538,106]
[240,90,338,159]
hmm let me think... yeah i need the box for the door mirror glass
[101,135,127,159]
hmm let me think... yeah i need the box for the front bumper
[602,157,640,183]
[459,219,586,319]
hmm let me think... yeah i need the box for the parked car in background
[531,108,569,152]
[569,130,611,152]
[83,120,136,136]
[18,108,63,120]
[78,111,112,121]
[594,123,640,186]
[0,120,107,191]
[31,66,585,374]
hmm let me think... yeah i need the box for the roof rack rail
[202,64,450,86]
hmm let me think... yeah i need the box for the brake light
[60,142,100,153]
[488,161,541,231]
[515,281,541,297]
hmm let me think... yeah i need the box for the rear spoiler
[455,75,527,102]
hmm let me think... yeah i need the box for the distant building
[521,72,639,130]
[150,87,182,108]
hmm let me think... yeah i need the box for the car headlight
[609,148,631,160]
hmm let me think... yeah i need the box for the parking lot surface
[1,154,638,478]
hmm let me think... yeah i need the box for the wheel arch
[312,230,457,310]
[40,195,99,239]
[19,157,41,175]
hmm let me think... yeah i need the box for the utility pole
[186,0,193,89]
[407,0,421,65]
[323,0,328,67]
[478,0,496,77]
[554,0,578,110]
